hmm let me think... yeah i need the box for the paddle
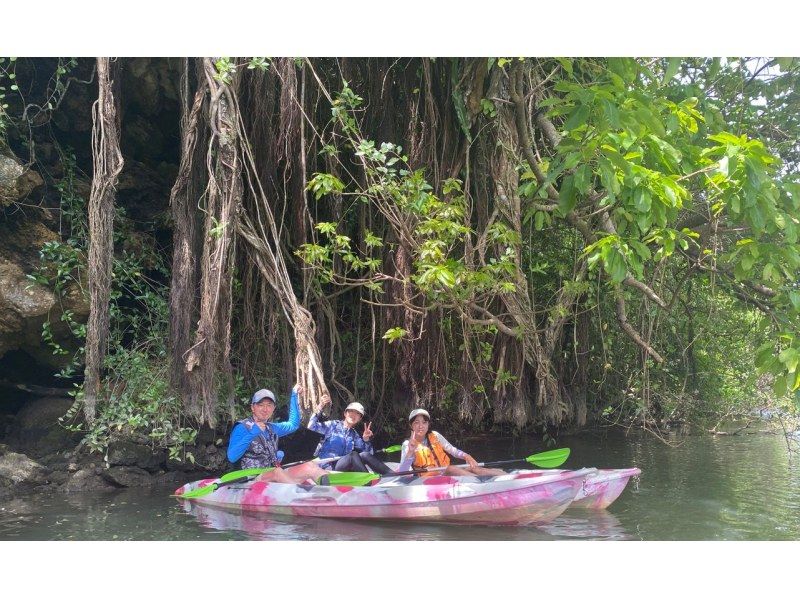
[318,447,571,487]
[177,445,403,499]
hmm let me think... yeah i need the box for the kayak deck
[175,468,596,526]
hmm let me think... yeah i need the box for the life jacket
[412,432,451,470]
[237,417,279,469]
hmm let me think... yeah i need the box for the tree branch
[614,290,665,363]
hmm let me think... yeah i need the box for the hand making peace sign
[362,421,374,442]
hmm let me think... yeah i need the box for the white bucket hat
[408,408,430,422]
[345,402,366,416]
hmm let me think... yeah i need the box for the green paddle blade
[525,448,570,468]
[178,469,270,499]
[179,482,222,499]
[219,467,270,483]
[380,445,402,454]
[317,472,380,487]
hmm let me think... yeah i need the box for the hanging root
[84,57,123,424]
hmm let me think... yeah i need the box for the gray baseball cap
[251,389,276,405]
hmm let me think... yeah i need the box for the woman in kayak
[307,394,393,475]
[399,408,506,476]
[227,384,328,484]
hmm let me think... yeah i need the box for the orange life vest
[412,432,451,470]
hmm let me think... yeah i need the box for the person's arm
[433,431,467,460]
[227,423,259,463]
[271,387,301,438]
[398,440,415,471]
[307,411,331,435]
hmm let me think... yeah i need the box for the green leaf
[629,239,652,261]
[601,100,621,129]
[730,195,741,214]
[636,211,651,234]
[558,174,577,214]
[635,106,666,137]
[774,373,788,397]
[607,58,636,84]
[755,344,774,369]
[707,58,721,80]
[762,262,780,283]
[556,58,574,75]
[574,164,593,194]
[789,291,800,312]
[382,327,408,344]
[633,187,652,212]
[564,104,591,132]
[602,146,632,176]
[663,58,681,85]
[604,247,627,283]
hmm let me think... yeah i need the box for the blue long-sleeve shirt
[226,388,301,464]
[307,413,373,459]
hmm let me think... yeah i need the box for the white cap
[408,408,430,422]
[251,389,276,404]
[345,402,366,416]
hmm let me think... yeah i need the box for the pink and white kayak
[174,468,596,526]
[380,465,640,510]
[505,468,640,509]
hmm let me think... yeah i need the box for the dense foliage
[2,57,799,456]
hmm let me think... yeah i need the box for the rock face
[61,468,117,493]
[107,439,165,472]
[102,466,154,487]
[7,398,82,458]
[0,152,43,208]
[0,149,89,371]
[0,446,50,489]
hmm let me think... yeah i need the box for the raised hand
[319,393,332,409]
[362,421,374,441]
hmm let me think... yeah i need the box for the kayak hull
[509,468,641,509]
[175,468,595,526]
[379,464,640,510]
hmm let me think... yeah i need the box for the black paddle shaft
[375,457,528,479]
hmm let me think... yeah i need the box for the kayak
[174,468,596,526]
[510,468,640,510]
[380,464,640,510]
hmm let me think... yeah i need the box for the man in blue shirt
[307,395,392,474]
[227,386,302,469]
[227,385,328,484]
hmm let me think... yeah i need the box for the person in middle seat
[398,408,506,476]
[307,394,393,475]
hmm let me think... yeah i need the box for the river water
[1,429,799,541]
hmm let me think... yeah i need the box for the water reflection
[538,511,631,540]
[181,501,633,541]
